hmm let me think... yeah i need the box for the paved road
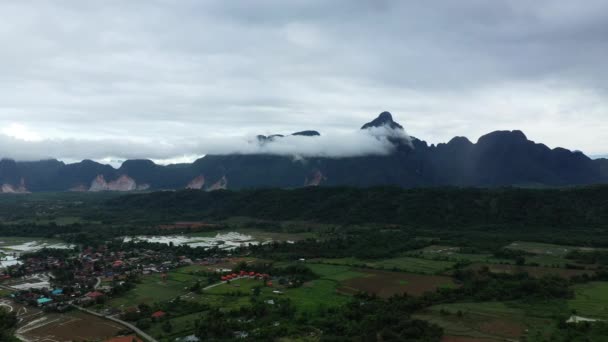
[71,305,158,342]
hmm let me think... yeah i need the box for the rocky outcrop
[186,175,205,190]
[89,174,138,192]
[207,176,228,191]
[89,175,109,191]
[304,170,326,186]
[0,178,29,193]
[108,175,137,191]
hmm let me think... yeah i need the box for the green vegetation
[108,271,205,308]
[569,282,608,320]
[3,186,608,341]
[311,256,455,274]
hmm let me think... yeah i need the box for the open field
[309,256,456,274]
[148,311,200,340]
[568,282,608,320]
[305,263,369,281]
[414,301,554,341]
[506,241,607,257]
[19,310,126,342]
[108,270,205,308]
[0,299,127,342]
[337,269,456,297]
[407,245,513,265]
[203,271,352,313]
[466,263,595,279]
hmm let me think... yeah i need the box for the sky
[0,0,607,164]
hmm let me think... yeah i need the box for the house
[151,310,166,319]
[86,291,104,299]
[37,297,53,306]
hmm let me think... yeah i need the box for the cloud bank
[0,126,411,164]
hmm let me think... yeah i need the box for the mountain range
[1,112,607,193]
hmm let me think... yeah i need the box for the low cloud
[0,126,411,165]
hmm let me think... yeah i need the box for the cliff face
[186,175,205,190]
[0,178,29,194]
[89,174,137,192]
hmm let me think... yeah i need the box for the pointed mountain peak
[361,111,404,130]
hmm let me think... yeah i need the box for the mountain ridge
[1,112,606,192]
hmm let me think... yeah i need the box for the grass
[526,255,570,267]
[309,256,455,274]
[283,279,350,313]
[305,263,368,281]
[205,278,263,295]
[202,266,353,313]
[568,282,608,320]
[108,271,205,308]
[148,312,200,340]
[506,241,606,257]
[414,301,556,341]
[406,245,513,265]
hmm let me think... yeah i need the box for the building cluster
[1,245,224,310]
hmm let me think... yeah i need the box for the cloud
[0,125,411,163]
[0,0,607,158]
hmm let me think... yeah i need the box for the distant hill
[1,112,607,192]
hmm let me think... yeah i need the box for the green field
[108,271,205,308]
[506,241,606,257]
[414,301,556,341]
[407,245,514,264]
[309,256,455,274]
[283,279,350,312]
[205,265,354,313]
[568,282,608,320]
[148,312,200,340]
[305,263,369,280]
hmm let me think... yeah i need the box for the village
[0,242,282,342]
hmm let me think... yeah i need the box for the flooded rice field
[124,231,264,250]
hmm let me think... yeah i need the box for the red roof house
[86,291,104,299]
[151,311,166,319]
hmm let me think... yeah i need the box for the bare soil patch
[337,269,455,298]
[19,310,125,342]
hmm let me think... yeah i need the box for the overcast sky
[1,0,607,164]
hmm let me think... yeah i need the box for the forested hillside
[107,186,608,227]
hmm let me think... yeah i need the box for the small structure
[37,297,53,306]
[151,310,166,319]
[86,291,104,299]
